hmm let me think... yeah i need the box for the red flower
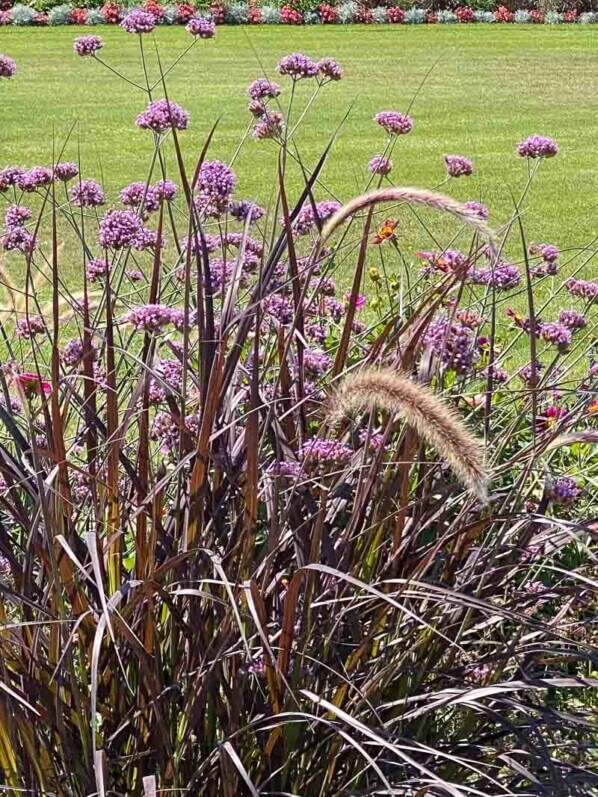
[455,5,473,22]
[280,5,303,23]
[209,3,226,23]
[144,0,165,19]
[248,6,261,22]
[355,4,373,22]
[494,5,514,22]
[70,7,88,23]
[372,219,399,245]
[13,373,52,398]
[177,2,196,21]
[35,11,49,24]
[530,10,544,22]
[318,2,339,22]
[426,11,438,22]
[101,2,121,22]
[387,6,404,22]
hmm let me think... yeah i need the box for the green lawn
[2,25,598,244]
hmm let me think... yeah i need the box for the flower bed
[0,0,596,26]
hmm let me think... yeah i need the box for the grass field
[1,24,598,260]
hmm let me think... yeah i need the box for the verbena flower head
[0,166,24,192]
[185,16,216,37]
[292,200,341,235]
[0,54,17,78]
[375,111,414,136]
[369,155,393,175]
[299,437,353,466]
[70,179,106,208]
[277,52,319,80]
[17,167,53,193]
[119,181,158,213]
[2,227,35,254]
[444,154,474,177]
[558,309,586,329]
[54,162,79,182]
[538,322,572,348]
[547,476,582,505]
[99,209,143,249]
[136,99,190,134]
[73,35,103,56]
[120,9,156,33]
[4,205,32,228]
[564,277,598,301]
[317,57,342,81]
[253,111,285,140]
[151,179,178,202]
[229,199,265,224]
[195,159,237,217]
[517,135,558,159]
[465,201,489,219]
[529,242,560,262]
[16,316,46,339]
[247,78,280,101]
[423,315,478,374]
[124,304,179,333]
[86,258,110,282]
[472,262,521,290]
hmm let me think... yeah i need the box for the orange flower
[588,399,598,415]
[372,218,398,245]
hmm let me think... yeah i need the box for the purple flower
[54,162,79,182]
[133,228,160,251]
[517,135,558,159]
[374,111,414,136]
[120,9,156,33]
[70,180,106,208]
[547,476,581,505]
[517,360,544,385]
[558,309,586,329]
[4,205,32,229]
[292,200,341,235]
[303,348,332,378]
[119,181,158,213]
[1,227,35,254]
[444,154,474,177]
[16,316,46,339]
[300,437,352,467]
[74,35,103,56]
[538,322,572,348]
[264,294,294,324]
[529,242,559,263]
[186,16,216,37]
[17,167,53,193]
[564,277,598,301]
[136,99,190,134]
[60,339,95,367]
[229,199,265,224]
[195,159,236,217]
[465,201,489,219]
[86,258,110,282]
[277,52,319,80]
[126,269,145,282]
[418,249,468,278]
[472,262,521,290]
[248,100,267,118]
[99,209,143,249]
[224,232,263,256]
[124,304,179,333]
[369,155,393,176]
[482,364,509,384]
[317,57,342,81]
[253,111,285,140]
[0,54,16,79]
[423,315,478,375]
[247,78,280,101]
[151,179,178,202]
[0,166,24,192]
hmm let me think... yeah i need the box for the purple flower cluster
[17,167,53,193]
[0,54,16,79]
[423,315,478,375]
[136,99,190,134]
[277,53,319,79]
[185,16,216,37]
[4,205,32,228]
[120,9,156,33]
[124,304,182,333]
[303,348,332,378]
[317,57,342,81]
[60,339,95,367]
[0,166,24,191]
[558,309,586,329]
[565,278,598,301]
[418,249,468,277]
[253,111,285,140]
[73,35,103,56]
[547,476,582,505]
[229,199,265,224]
[54,162,79,182]
[263,294,294,325]
[292,200,341,235]
[517,135,558,159]
[247,79,281,101]
[374,111,414,136]
[472,262,521,290]
[369,155,393,176]
[529,242,560,263]
[465,201,489,219]
[98,209,143,249]
[195,160,237,217]
[538,322,572,348]
[152,179,178,202]
[299,437,353,466]
[16,316,46,339]
[70,179,106,208]
[86,258,110,282]
[1,227,35,254]
[444,154,474,177]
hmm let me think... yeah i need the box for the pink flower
[13,373,52,397]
